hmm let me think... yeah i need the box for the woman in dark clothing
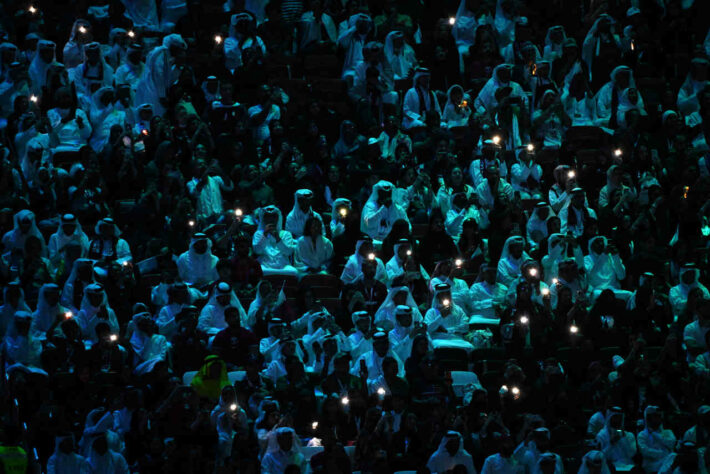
[418,210,457,273]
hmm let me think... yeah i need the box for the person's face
[216,294,230,306]
[416,74,430,89]
[92,437,108,455]
[297,195,312,212]
[591,238,605,254]
[59,438,74,454]
[572,192,584,208]
[647,412,662,430]
[19,217,31,234]
[373,339,389,357]
[681,270,695,285]
[39,46,54,63]
[362,260,377,279]
[396,312,412,328]
[497,67,511,83]
[359,241,373,257]
[193,239,208,254]
[396,244,410,260]
[270,323,283,338]
[85,47,100,64]
[445,437,460,456]
[393,290,408,306]
[99,223,113,239]
[616,71,630,89]
[609,413,623,429]
[88,291,103,307]
[309,219,322,236]
[482,267,496,285]
[383,360,397,377]
[550,27,564,43]
[45,288,60,306]
[509,242,523,259]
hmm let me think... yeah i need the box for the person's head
[396,241,411,261]
[495,63,512,84]
[58,436,74,454]
[18,214,32,234]
[571,188,585,208]
[86,285,104,307]
[645,406,662,431]
[395,306,413,328]
[43,284,60,306]
[305,216,322,238]
[681,265,697,285]
[532,427,550,452]
[362,259,377,279]
[415,69,430,89]
[614,68,631,89]
[92,435,108,455]
[98,219,115,239]
[372,332,389,357]
[393,288,409,306]
[485,165,500,187]
[358,240,374,258]
[508,239,524,259]
[60,214,77,236]
[192,234,209,254]
[608,407,624,429]
[216,282,232,306]
[224,306,241,329]
[591,236,606,255]
[444,433,460,456]
[353,311,370,334]
[24,235,42,259]
[481,265,496,285]
[169,283,188,304]
[413,334,429,356]
[382,356,398,378]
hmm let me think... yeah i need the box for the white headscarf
[262,427,305,473]
[135,34,186,115]
[31,283,63,336]
[375,286,423,328]
[427,431,475,474]
[0,283,31,337]
[616,87,646,127]
[543,25,567,61]
[77,283,119,341]
[47,435,89,474]
[28,40,56,93]
[582,15,620,82]
[2,209,46,256]
[475,63,520,114]
[285,189,323,238]
[78,408,123,457]
[578,450,611,474]
[383,31,416,81]
[177,234,219,287]
[497,235,529,286]
[122,0,159,29]
[330,198,351,238]
[63,20,91,68]
[443,84,472,128]
[48,213,89,260]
